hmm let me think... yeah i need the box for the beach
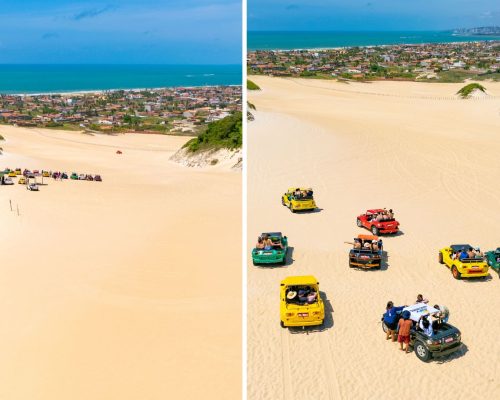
[247,76,500,400]
[0,126,240,399]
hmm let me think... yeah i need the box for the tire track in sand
[280,328,294,400]
[318,333,343,400]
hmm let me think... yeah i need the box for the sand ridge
[0,126,241,400]
[248,77,500,400]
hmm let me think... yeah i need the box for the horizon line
[248,28,500,33]
[0,63,243,66]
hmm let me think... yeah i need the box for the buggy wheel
[252,259,258,266]
[280,320,286,328]
[290,205,296,213]
[381,322,388,333]
[438,252,444,264]
[356,218,362,227]
[452,266,461,280]
[371,226,379,235]
[414,341,431,362]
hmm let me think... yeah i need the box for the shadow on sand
[384,230,405,237]
[461,274,493,283]
[426,343,469,364]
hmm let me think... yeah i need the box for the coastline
[0,64,243,95]
[3,84,242,97]
[249,38,499,52]
[248,30,500,51]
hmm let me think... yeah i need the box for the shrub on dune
[183,112,242,152]
[247,80,261,90]
[457,83,486,98]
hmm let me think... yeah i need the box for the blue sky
[249,0,500,31]
[0,1,241,64]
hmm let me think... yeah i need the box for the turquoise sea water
[248,31,500,50]
[0,65,242,94]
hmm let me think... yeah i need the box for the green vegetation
[457,83,486,98]
[184,112,242,152]
[247,80,261,90]
[475,72,500,81]
[434,70,475,83]
[247,101,256,121]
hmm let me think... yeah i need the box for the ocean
[248,31,500,50]
[0,64,242,94]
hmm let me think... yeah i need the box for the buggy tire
[356,218,362,227]
[452,266,461,280]
[381,322,388,333]
[371,226,379,235]
[438,252,444,264]
[252,260,258,266]
[414,341,431,362]
[280,320,286,328]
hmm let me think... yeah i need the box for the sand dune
[0,126,240,400]
[248,77,500,400]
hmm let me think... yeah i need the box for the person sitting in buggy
[286,285,318,304]
[418,315,434,337]
[270,235,284,249]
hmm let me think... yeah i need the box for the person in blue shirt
[459,248,468,260]
[383,301,405,342]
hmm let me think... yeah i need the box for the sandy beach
[247,76,500,400]
[0,126,240,399]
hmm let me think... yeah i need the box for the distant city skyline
[249,0,500,31]
[0,1,241,64]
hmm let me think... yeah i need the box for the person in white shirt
[432,304,450,324]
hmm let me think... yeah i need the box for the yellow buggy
[282,187,316,213]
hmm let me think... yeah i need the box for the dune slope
[0,126,240,400]
[248,77,500,400]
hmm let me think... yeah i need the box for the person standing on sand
[398,310,413,353]
[383,301,405,341]
[416,294,429,304]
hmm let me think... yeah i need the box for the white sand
[0,126,240,400]
[247,77,500,400]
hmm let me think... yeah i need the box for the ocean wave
[203,73,215,77]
